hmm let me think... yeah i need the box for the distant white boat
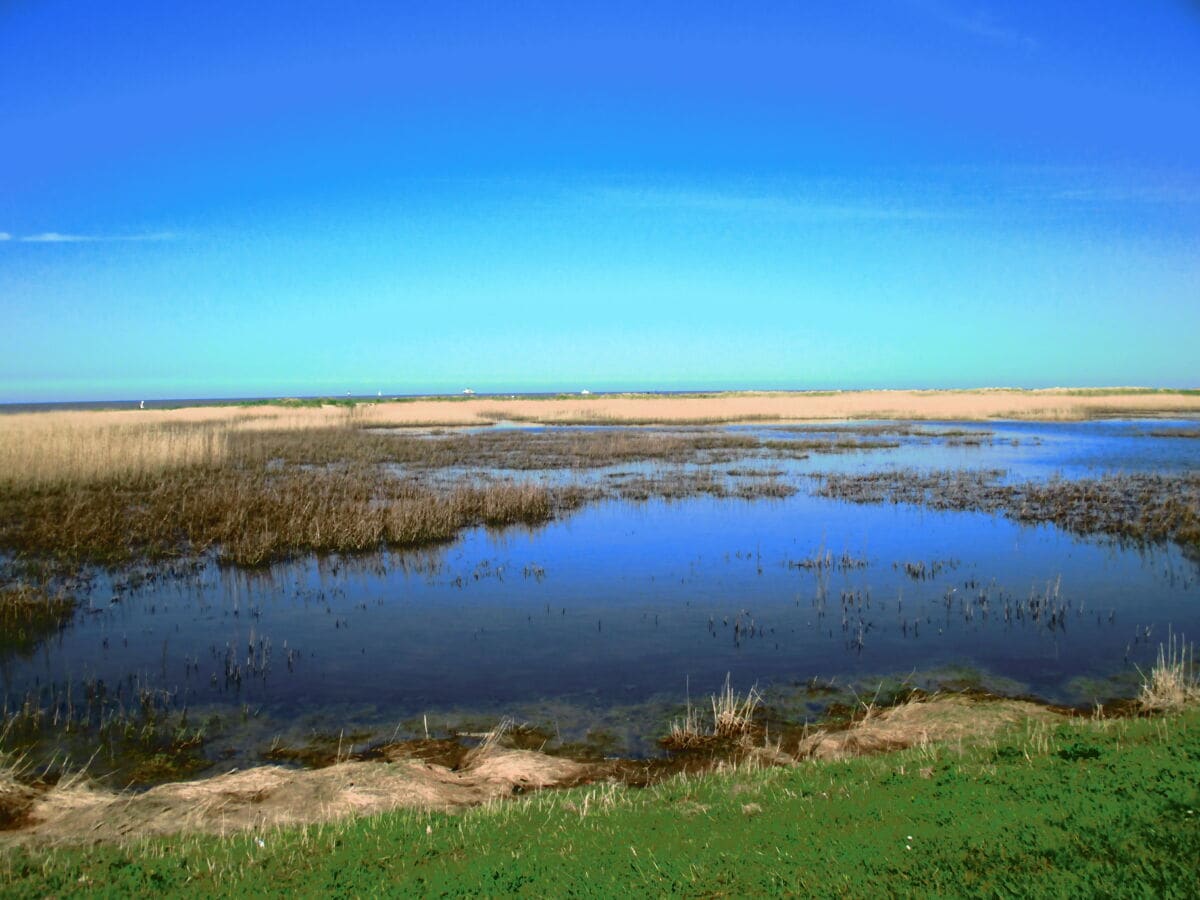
[462,388,476,395]
[580,389,591,395]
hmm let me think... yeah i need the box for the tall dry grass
[0,410,807,568]
[0,465,555,567]
[1138,632,1200,712]
[0,419,229,488]
[0,407,371,488]
[0,408,757,488]
[664,675,762,750]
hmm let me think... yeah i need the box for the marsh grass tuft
[664,675,762,751]
[712,675,763,738]
[1137,632,1200,712]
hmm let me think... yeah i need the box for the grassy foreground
[3,709,1198,897]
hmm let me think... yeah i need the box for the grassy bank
[2,707,1197,896]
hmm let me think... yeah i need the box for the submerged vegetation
[0,586,76,656]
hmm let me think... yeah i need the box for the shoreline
[0,685,1147,846]
[5,702,1198,895]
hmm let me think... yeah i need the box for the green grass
[222,396,380,408]
[4,710,1198,897]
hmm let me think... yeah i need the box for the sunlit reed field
[4,385,1200,482]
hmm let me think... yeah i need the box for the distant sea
[0,389,730,414]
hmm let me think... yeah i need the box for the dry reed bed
[0,414,900,490]
[0,465,800,571]
[0,466,556,567]
[663,675,764,752]
[231,428,770,471]
[233,428,898,470]
[4,386,1197,436]
[3,410,1197,571]
[815,469,1200,551]
[0,423,893,570]
[610,470,796,501]
[473,389,1200,423]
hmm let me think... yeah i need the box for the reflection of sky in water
[2,420,1198,756]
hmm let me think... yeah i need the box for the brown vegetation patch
[815,469,1200,551]
[230,427,767,471]
[1148,428,1200,439]
[0,467,556,568]
[0,691,1122,845]
[0,424,865,570]
[661,676,763,752]
[1,748,592,846]
[0,779,37,831]
[1137,634,1200,712]
[0,585,77,655]
[794,694,1057,760]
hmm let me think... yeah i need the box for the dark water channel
[4,419,1199,760]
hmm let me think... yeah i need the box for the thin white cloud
[16,231,180,243]
[587,187,945,222]
[0,232,10,241]
[18,232,95,243]
[1051,185,1200,205]
[922,163,1200,209]
[911,0,1038,51]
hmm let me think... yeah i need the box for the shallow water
[3,419,1198,759]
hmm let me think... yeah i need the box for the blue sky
[2,1,1198,401]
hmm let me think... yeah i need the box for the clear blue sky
[2,1,1198,401]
